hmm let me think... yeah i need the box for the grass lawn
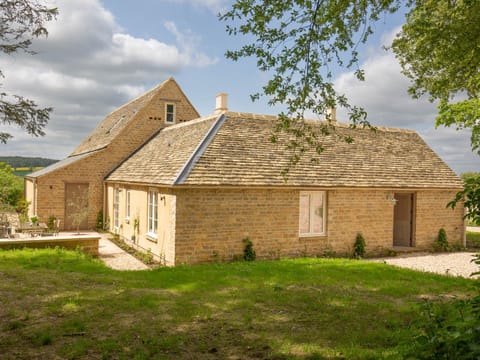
[466,231,480,248]
[0,248,476,359]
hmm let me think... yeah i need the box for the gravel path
[372,252,479,279]
[98,233,149,271]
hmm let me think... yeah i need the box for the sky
[1,0,478,175]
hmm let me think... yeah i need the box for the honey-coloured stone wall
[103,185,464,265]
[172,187,464,264]
[26,79,199,230]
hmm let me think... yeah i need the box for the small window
[147,190,158,236]
[125,189,131,219]
[113,187,120,229]
[299,191,326,236]
[165,103,175,123]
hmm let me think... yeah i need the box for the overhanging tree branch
[220,0,401,177]
[0,0,58,142]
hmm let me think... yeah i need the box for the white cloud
[105,33,183,69]
[380,25,402,47]
[420,127,479,174]
[0,0,216,159]
[164,21,218,67]
[164,0,228,14]
[334,51,437,128]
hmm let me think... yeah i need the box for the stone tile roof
[106,115,218,185]
[25,150,101,179]
[106,111,463,189]
[70,78,180,156]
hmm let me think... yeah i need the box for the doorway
[65,183,89,230]
[393,193,415,247]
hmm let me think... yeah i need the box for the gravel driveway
[372,252,479,279]
[370,227,480,278]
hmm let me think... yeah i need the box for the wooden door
[65,183,89,231]
[393,193,414,247]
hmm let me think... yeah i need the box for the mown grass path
[0,248,476,359]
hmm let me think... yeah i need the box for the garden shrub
[405,254,480,359]
[16,199,30,223]
[242,237,256,261]
[96,210,103,231]
[434,228,449,252]
[406,297,480,359]
[47,215,56,231]
[353,233,366,259]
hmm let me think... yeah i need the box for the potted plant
[30,216,38,226]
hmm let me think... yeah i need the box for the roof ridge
[173,113,227,185]
[164,77,200,119]
[162,113,218,132]
[104,78,170,117]
[224,111,416,133]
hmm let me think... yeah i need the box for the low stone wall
[0,234,100,256]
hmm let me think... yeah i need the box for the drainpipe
[33,178,37,217]
[103,182,107,231]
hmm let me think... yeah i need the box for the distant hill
[0,156,59,168]
[0,156,59,177]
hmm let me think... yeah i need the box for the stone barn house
[104,107,465,265]
[24,78,199,230]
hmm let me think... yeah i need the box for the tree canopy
[449,172,480,225]
[0,162,23,209]
[221,0,479,150]
[391,0,480,154]
[0,0,58,143]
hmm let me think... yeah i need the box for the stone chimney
[326,106,336,122]
[215,93,228,114]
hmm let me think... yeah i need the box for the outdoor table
[16,223,48,237]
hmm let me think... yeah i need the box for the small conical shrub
[353,233,366,259]
[243,237,256,261]
[434,228,449,252]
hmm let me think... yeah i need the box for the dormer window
[165,103,175,123]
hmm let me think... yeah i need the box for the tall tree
[391,0,480,154]
[390,0,480,221]
[0,0,58,143]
